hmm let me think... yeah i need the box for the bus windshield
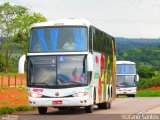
[117,64,136,74]
[29,27,88,52]
[27,55,88,87]
[116,75,136,87]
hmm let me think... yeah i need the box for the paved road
[1,98,160,120]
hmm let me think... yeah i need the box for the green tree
[137,65,155,78]
[0,2,46,73]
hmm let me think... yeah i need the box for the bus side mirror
[87,53,93,71]
[136,74,139,82]
[18,54,26,74]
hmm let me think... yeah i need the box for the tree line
[0,2,46,73]
[116,37,160,79]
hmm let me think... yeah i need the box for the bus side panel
[90,52,109,104]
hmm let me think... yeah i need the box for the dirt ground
[0,87,28,108]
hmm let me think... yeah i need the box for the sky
[1,0,160,38]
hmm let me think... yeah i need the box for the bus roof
[31,18,91,28]
[116,61,135,65]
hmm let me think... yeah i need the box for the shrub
[137,76,160,90]
[0,107,14,115]
[137,67,155,78]
[15,105,35,112]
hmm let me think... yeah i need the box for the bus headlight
[28,92,42,98]
[72,92,88,97]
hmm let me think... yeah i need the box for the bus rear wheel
[98,102,110,109]
[38,107,47,114]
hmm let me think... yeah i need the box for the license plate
[52,100,62,104]
[123,92,127,94]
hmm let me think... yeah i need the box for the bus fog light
[72,92,88,97]
[28,92,42,98]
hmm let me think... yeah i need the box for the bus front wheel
[38,107,47,114]
[85,90,95,113]
[85,105,94,113]
[127,94,135,97]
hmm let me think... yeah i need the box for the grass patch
[15,105,36,112]
[0,107,14,115]
[0,72,17,76]
[136,90,160,97]
[117,95,128,98]
[15,85,26,91]
[0,106,36,115]
[1,86,9,90]
[0,101,10,105]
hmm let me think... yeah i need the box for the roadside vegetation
[137,75,160,90]
[136,90,160,97]
[0,106,36,115]
[0,2,47,73]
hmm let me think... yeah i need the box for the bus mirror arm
[18,54,26,74]
[136,74,139,82]
[87,53,93,72]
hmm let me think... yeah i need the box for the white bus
[18,18,116,114]
[116,61,139,97]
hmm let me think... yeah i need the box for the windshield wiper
[70,81,83,85]
[61,81,82,85]
[32,82,50,85]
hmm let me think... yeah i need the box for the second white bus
[116,61,139,97]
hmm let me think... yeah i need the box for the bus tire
[127,94,135,97]
[98,102,108,109]
[85,105,94,113]
[38,107,47,114]
[108,102,111,109]
[85,89,95,113]
[132,94,135,97]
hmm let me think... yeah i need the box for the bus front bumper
[116,90,136,95]
[28,96,92,107]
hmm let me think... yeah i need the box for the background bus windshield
[117,75,136,87]
[29,27,87,52]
